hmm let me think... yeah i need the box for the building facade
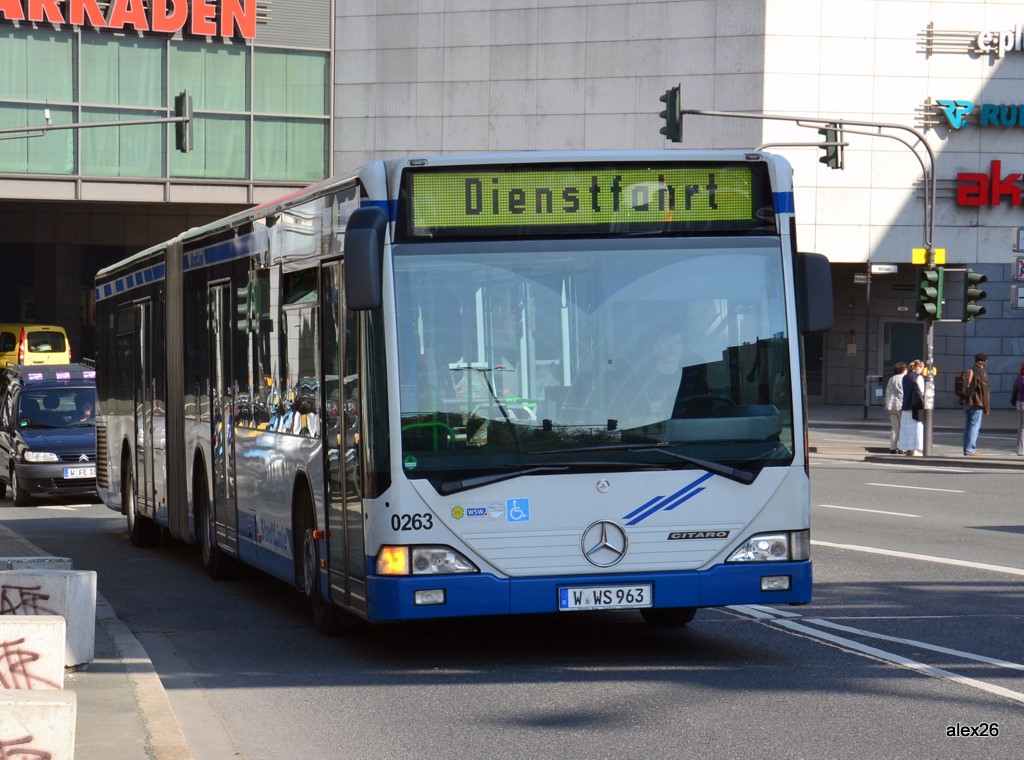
[2,0,1022,406]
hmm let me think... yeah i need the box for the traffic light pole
[677,108,939,453]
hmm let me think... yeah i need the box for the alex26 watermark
[946,722,999,738]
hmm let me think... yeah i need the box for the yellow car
[0,324,72,367]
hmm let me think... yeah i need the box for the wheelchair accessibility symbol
[507,498,530,522]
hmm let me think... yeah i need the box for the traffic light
[174,89,192,154]
[818,123,842,169]
[915,266,944,320]
[659,85,681,143]
[236,282,254,332]
[963,268,988,322]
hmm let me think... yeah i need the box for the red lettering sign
[27,0,63,24]
[0,0,257,39]
[150,0,187,34]
[69,0,105,27]
[107,0,150,32]
[956,160,1024,207]
[0,0,24,21]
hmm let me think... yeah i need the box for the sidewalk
[0,524,191,760]
[808,403,1023,468]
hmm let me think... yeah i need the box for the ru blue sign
[938,99,1024,129]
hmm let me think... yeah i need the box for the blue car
[0,364,97,506]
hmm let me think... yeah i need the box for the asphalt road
[2,447,1021,759]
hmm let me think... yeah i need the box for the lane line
[816,504,919,518]
[808,619,1024,672]
[866,482,965,494]
[812,539,1024,576]
[771,619,1024,705]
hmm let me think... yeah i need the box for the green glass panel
[170,41,248,112]
[80,109,163,178]
[0,104,74,174]
[0,29,74,101]
[171,114,247,179]
[254,49,327,115]
[82,37,164,107]
[253,118,327,181]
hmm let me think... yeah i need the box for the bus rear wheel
[641,607,696,627]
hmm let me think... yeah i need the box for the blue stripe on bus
[773,191,795,214]
[361,560,812,622]
[363,198,397,220]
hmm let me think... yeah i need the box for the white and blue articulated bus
[94,151,832,630]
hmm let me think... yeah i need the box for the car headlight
[376,545,478,575]
[23,451,59,463]
[726,530,809,562]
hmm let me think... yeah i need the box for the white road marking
[866,482,965,494]
[816,504,919,518]
[727,606,1024,705]
[809,619,1024,673]
[772,618,1024,705]
[812,539,1024,576]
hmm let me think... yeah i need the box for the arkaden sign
[0,0,256,40]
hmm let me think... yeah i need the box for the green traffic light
[916,266,944,320]
[963,268,987,322]
[659,85,681,143]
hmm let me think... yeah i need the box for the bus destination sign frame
[398,162,774,240]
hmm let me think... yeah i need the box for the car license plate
[558,584,652,611]
[63,466,95,479]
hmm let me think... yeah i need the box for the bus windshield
[394,237,794,485]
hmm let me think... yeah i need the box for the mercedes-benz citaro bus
[94,151,832,632]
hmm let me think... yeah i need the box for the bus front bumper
[364,560,811,622]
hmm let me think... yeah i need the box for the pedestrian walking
[884,362,907,453]
[1013,359,1024,456]
[962,352,991,456]
[897,359,925,456]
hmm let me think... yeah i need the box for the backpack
[954,368,973,403]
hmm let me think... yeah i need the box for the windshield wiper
[530,442,756,485]
[439,465,569,496]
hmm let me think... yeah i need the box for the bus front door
[209,283,238,554]
[322,262,367,615]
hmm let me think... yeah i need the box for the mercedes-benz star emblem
[581,520,628,567]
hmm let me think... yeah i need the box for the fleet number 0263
[391,513,434,531]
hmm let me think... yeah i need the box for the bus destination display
[404,164,766,238]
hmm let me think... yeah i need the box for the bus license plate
[558,584,652,611]
[63,466,95,479]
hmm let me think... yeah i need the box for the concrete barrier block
[0,557,74,571]
[0,570,96,667]
[0,689,77,760]
[0,615,66,690]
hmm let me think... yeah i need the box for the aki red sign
[0,0,256,40]
[956,160,1023,207]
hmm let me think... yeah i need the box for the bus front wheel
[124,457,159,546]
[196,468,233,580]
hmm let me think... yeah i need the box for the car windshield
[393,237,795,485]
[18,387,96,428]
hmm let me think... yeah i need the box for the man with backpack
[960,353,991,456]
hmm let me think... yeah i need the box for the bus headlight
[376,545,478,576]
[726,530,809,562]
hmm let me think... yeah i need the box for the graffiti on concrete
[0,733,52,759]
[0,638,61,690]
[0,585,57,617]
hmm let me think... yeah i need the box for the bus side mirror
[344,205,389,311]
[796,252,833,334]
